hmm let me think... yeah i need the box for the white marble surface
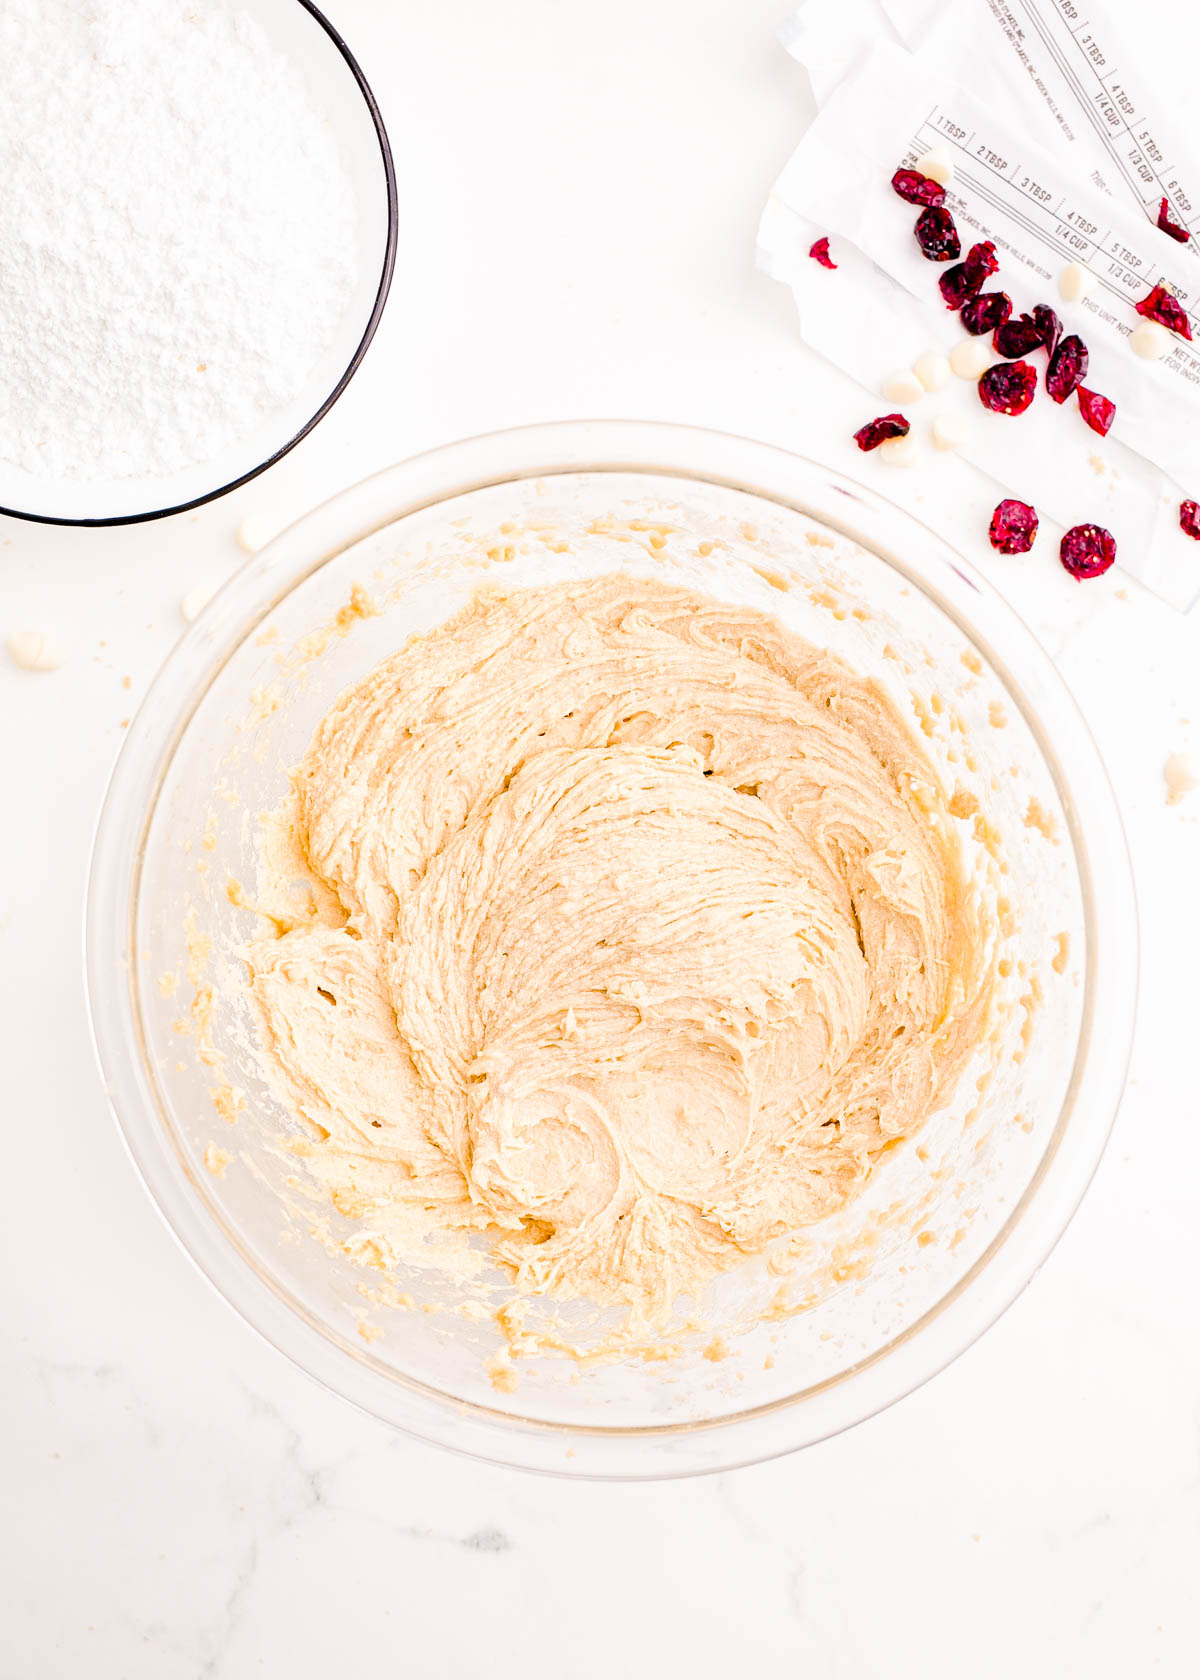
[3,2,1198,1674]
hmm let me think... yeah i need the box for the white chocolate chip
[8,629,66,671]
[1130,319,1172,361]
[931,412,969,452]
[881,368,925,404]
[877,432,918,468]
[1058,262,1095,305]
[236,512,276,554]
[912,349,952,392]
[915,146,954,187]
[180,586,215,624]
[950,337,993,380]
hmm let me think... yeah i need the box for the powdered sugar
[0,0,359,483]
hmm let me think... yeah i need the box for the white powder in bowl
[0,0,360,483]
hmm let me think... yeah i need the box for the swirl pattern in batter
[248,575,992,1319]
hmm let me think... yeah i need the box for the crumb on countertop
[1165,751,1197,806]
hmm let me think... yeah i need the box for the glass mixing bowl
[85,421,1137,1478]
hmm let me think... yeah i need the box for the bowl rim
[0,0,398,530]
[84,420,1139,1478]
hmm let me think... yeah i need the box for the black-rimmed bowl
[0,0,396,528]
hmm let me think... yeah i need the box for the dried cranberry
[939,263,978,309]
[978,360,1037,415]
[964,241,999,284]
[1046,333,1089,403]
[1180,500,1200,540]
[939,241,999,308]
[809,236,837,270]
[1157,197,1190,244]
[989,500,1039,554]
[961,291,1013,336]
[915,205,961,262]
[853,413,910,451]
[1060,524,1116,580]
[1076,387,1115,437]
[994,313,1043,357]
[1032,304,1061,362]
[892,168,946,207]
[1136,284,1193,340]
